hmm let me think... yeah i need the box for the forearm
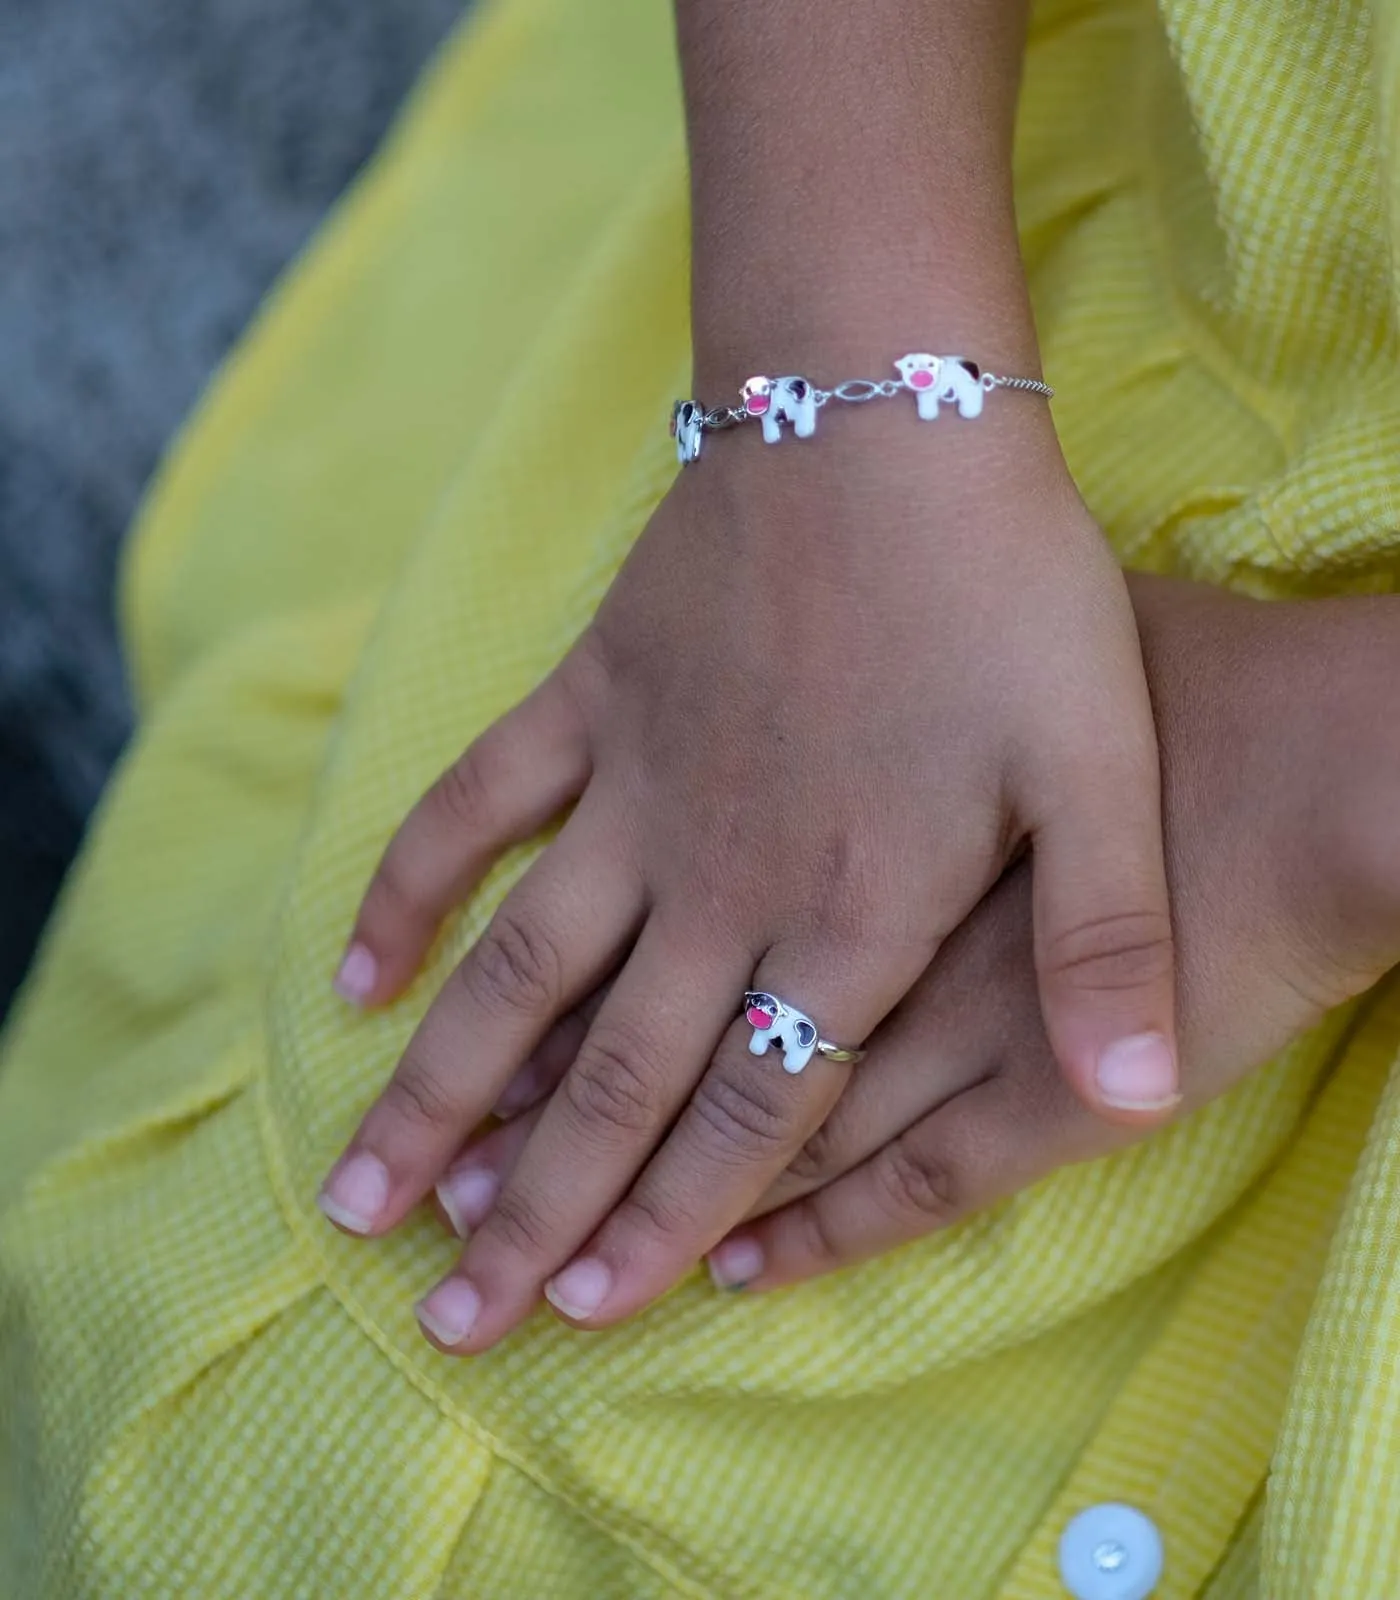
[675,0,1039,388]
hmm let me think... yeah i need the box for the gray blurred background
[0,0,466,1021]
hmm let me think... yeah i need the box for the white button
[1058,1504,1164,1600]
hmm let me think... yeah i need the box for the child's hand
[319,413,1180,1353]
[448,578,1400,1296]
[713,577,1400,1285]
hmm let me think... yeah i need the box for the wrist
[689,243,1042,400]
[1313,599,1400,965]
[1145,583,1400,980]
[1127,580,1397,1029]
[686,284,1054,487]
[668,391,1082,575]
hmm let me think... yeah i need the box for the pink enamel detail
[747,1005,776,1029]
[909,369,934,389]
[746,394,771,416]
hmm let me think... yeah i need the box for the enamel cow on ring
[669,351,1053,464]
[743,992,869,1075]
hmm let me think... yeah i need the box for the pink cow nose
[747,1004,777,1029]
[745,392,771,415]
[909,369,935,389]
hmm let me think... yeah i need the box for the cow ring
[742,991,867,1076]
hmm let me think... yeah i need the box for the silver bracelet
[670,352,1053,464]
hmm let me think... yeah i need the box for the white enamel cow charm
[744,991,820,1075]
[670,400,704,464]
[895,353,986,420]
[741,375,818,444]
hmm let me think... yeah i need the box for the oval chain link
[678,362,1052,446]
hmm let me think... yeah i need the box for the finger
[749,1013,988,1220]
[448,948,978,1242]
[433,1104,544,1237]
[709,1068,1116,1291]
[433,985,612,1234]
[539,938,928,1329]
[413,918,748,1353]
[749,867,1040,1218]
[334,667,591,1007]
[1030,775,1181,1124]
[317,805,641,1237]
[492,984,610,1119]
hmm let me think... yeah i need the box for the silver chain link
[701,405,747,430]
[682,363,1052,441]
[982,373,1055,396]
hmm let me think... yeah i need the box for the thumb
[1030,789,1180,1123]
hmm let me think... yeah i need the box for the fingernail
[493,1063,543,1118]
[1096,1032,1180,1110]
[415,1277,482,1348]
[707,1236,765,1290]
[544,1257,612,1321]
[317,1150,390,1234]
[334,942,378,1006]
[436,1165,500,1238]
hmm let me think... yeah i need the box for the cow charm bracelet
[670,352,1053,464]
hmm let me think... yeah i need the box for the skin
[319,0,1184,1357]
[441,577,1400,1312]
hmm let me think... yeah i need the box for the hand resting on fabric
[442,575,1400,1300]
[315,0,1188,1357]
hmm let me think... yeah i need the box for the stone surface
[0,0,465,1020]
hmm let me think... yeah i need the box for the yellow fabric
[4,0,1400,1592]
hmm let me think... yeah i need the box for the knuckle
[434,742,501,831]
[383,1056,461,1131]
[562,1027,666,1139]
[812,892,881,953]
[565,630,615,707]
[689,1069,791,1162]
[616,1181,691,1242]
[480,1186,553,1258]
[463,910,561,1016]
[794,1195,844,1267]
[800,843,882,947]
[872,1135,962,1227]
[1041,908,1176,996]
[807,873,869,945]
[784,1121,843,1187]
[365,848,427,932]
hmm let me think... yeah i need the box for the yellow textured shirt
[4,0,1400,1594]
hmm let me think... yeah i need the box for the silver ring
[742,991,867,1076]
